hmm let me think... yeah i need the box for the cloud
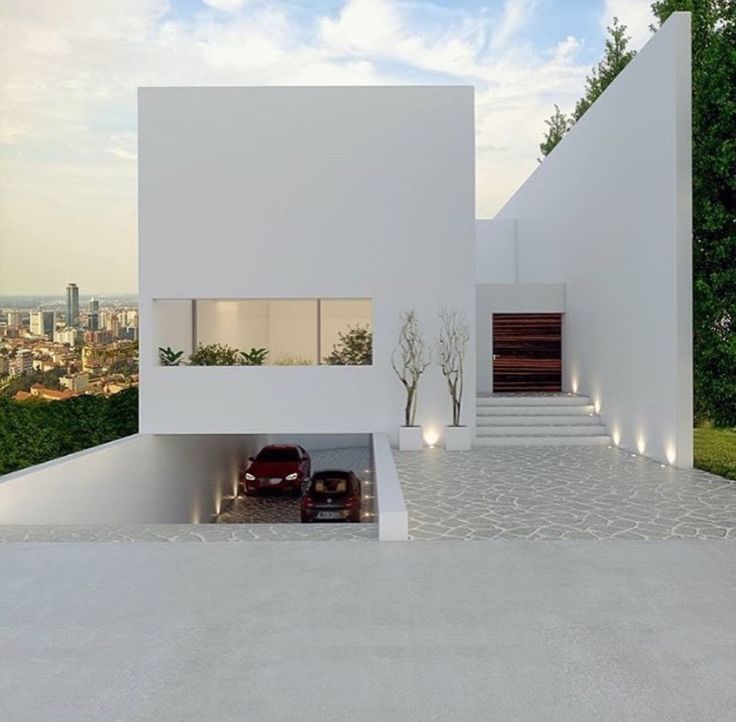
[602,0,656,50]
[202,0,249,12]
[0,0,593,292]
[491,0,537,49]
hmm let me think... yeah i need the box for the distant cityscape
[0,285,139,401]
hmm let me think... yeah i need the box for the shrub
[189,343,243,366]
[240,347,268,366]
[158,346,183,366]
[324,325,372,365]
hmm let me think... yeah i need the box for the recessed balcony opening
[154,298,372,367]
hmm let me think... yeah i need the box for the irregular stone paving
[215,446,375,524]
[0,523,377,542]
[394,445,736,541]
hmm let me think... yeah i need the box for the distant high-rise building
[54,327,83,348]
[30,310,56,339]
[109,313,121,339]
[6,309,22,328]
[88,297,100,331]
[66,283,80,327]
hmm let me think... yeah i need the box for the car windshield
[256,447,300,462]
[309,476,351,496]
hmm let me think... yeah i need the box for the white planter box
[444,426,471,451]
[398,426,423,451]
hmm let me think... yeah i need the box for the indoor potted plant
[391,310,430,450]
[437,308,471,450]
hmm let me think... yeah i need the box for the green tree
[539,18,636,158]
[650,1,736,425]
[539,105,573,161]
[0,388,139,475]
[573,17,637,121]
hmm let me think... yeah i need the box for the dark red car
[301,469,362,523]
[241,445,311,496]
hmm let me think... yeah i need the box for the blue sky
[0,0,656,293]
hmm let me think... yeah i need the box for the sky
[0,0,656,295]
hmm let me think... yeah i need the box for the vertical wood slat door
[492,313,562,392]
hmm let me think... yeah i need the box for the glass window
[320,299,373,365]
[155,298,372,366]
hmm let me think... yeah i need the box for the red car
[241,445,311,496]
[301,469,362,523]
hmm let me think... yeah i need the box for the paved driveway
[394,445,736,541]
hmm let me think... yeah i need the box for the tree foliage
[0,388,139,474]
[651,0,736,425]
[324,326,373,366]
[573,17,637,121]
[189,343,244,366]
[539,105,573,161]
[539,18,636,158]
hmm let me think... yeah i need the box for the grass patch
[694,427,736,481]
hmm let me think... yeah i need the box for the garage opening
[0,433,376,533]
[492,313,562,392]
[215,434,376,525]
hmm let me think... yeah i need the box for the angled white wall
[494,13,692,466]
[139,87,476,443]
[0,434,262,525]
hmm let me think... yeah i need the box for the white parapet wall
[372,433,408,541]
[0,434,263,525]
[492,13,693,466]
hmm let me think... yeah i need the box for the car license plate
[269,478,281,485]
[317,511,341,520]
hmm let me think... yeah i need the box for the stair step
[477,404,595,416]
[474,435,612,447]
[477,395,590,407]
[476,415,601,426]
[476,425,608,437]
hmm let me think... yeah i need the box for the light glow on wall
[423,429,439,448]
[636,435,646,454]
[612,428,621,446]
[666,444,676,465]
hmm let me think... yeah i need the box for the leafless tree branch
[436,307,470,426]
[391,310,431,426]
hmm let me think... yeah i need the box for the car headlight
[245,473,256,481]
[285,472,298,481]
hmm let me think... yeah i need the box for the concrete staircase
[474,394,611,446]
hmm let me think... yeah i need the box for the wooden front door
[492,313,562,392]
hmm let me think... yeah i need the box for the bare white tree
[391,310,431,427]
[436,308,470,426]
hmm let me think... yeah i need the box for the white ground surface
[1,541,735,721]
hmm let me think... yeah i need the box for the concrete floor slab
[0,541,735,721]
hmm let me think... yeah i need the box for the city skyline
[0,0,657,295]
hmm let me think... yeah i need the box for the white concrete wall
[494,14,692,465]
[0,434,265,525]
[476,219,517,284]
[139,87,476,443]
[475,284,566,394]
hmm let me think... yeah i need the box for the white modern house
[141,12,691,466]
[0,13,692,530]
